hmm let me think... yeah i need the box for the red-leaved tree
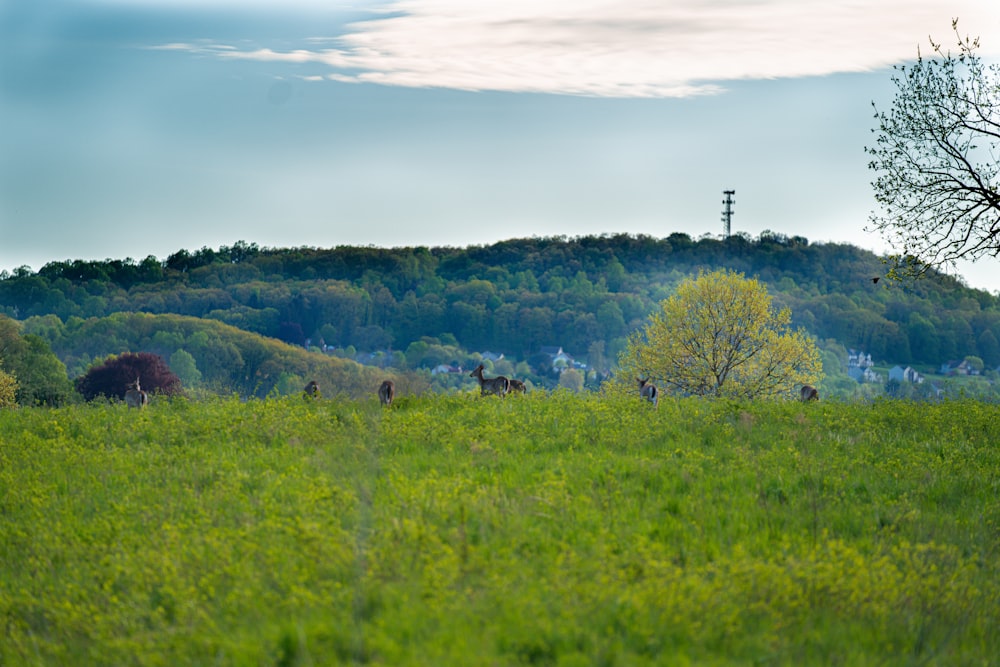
[75,352,183,402]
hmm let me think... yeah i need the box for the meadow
[1,392,998,666]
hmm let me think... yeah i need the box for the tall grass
[1,392,998,665]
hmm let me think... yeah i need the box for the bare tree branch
[867,20,1000,279]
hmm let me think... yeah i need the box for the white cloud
[147,42,238,54]
[164,0,1000,98]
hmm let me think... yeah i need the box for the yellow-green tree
[614,269,822,399]
[0,369,17,408]
[558,368,585,393]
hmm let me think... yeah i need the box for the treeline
[1,311,423,404]
[3,233,1000,371]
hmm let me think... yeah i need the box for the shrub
[75,352,183,401]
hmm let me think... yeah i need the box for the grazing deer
[470,363,510,399]
[637,378,659,408]
[378,380,395,407]
[303,380,321,399]
[125,377,149,409]
[508,378,527,394]
[800,385,819,402]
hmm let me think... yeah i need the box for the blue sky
[3,0,999,292]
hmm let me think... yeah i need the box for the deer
[469,363,510,399]
[800,385,819,402]
[125,377,149,409]
[637,378,659,408]
[303,380,321,399]
[378,380,395,407]
[508,378,527,394]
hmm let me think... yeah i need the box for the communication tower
[722,190,736,237]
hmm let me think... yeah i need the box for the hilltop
[2,232,999,397]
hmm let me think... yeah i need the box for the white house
[849,366,881,384]
[889,365,924,384]
[848,349,874,370]
[940,360,970,376]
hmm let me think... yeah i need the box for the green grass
[2,392,999,665]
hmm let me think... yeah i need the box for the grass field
[2,392,999,665]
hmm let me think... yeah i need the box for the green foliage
[271,371,308,398]
[23,312,426,400]
[964,355,985,373]
[0,315,75,406]
[0,368,16,407]
[168,348,202,386]
[1,395,999,664]
[615,269,822,399]
[557,368,585,392]
[5,235,1000,380]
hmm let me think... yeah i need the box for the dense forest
[2,232,999,400]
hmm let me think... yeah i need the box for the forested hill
[3,232,999,372]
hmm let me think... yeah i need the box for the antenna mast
[721,190,735,238]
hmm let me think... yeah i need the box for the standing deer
[800,385,819,401]
[125,377,149,409]
[470,364,510,399]
[378,380,395,407]
[637,378,658,408]
[303,380,321,399]
[508,378,527,394]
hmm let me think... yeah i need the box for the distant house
[849,366,881,384]
[431,364,463,375]
[848,349,874,370]
[940,360,970,376]
[889,365,924,384]
[480,351,505,363]
[539,346,575,370]
[846,348,880,383]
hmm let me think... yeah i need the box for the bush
[75,352,183,401]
